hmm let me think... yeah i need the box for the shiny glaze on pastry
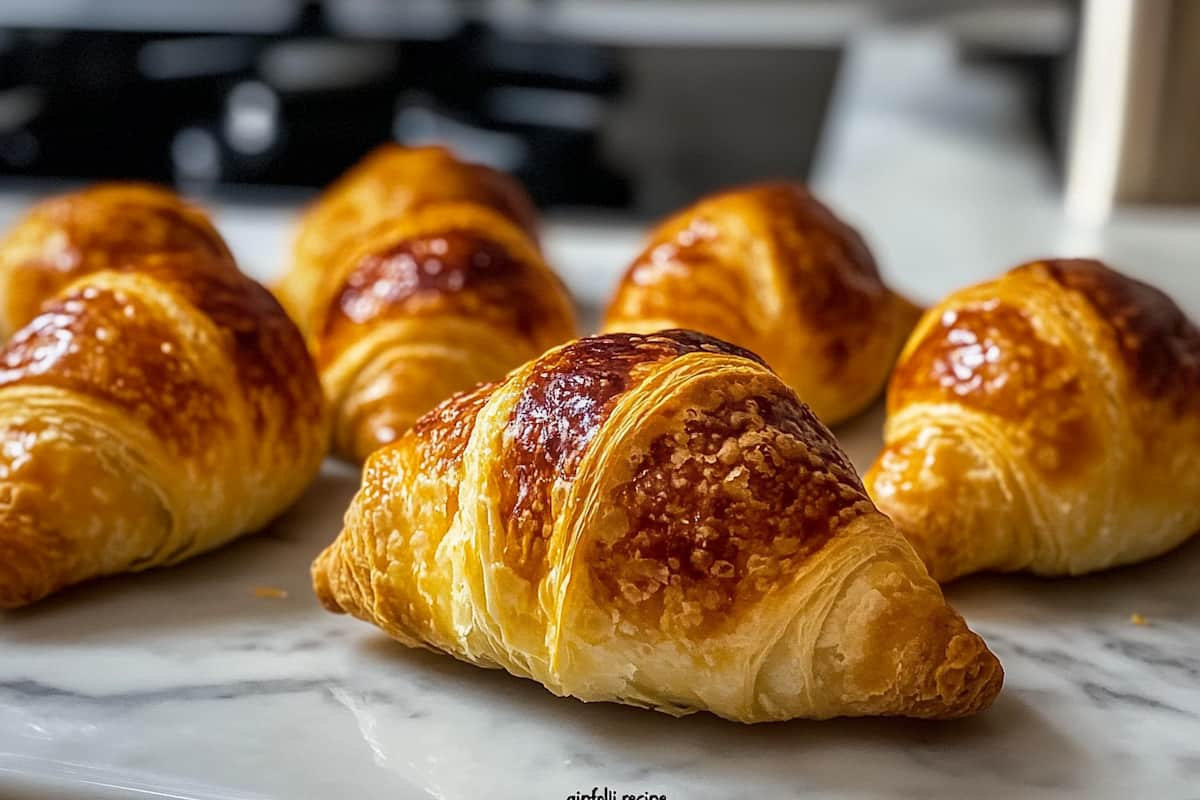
[277,144,540,334]
[866,258,1200,581]
[0,183,232,339]
[314,330,1002,721]
[604,183,920,425]
[0,188,327,608]
[283,147,576,463]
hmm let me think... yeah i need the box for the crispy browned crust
[498,330,765,583]
[0,187,327,608]
[604,182,919,425]
[0,183,233,339]
[279,144,540,334]
[1032,259,1200,413]
[314,330,1002,721]
[284,148,576,463]
[868,258,1200,581]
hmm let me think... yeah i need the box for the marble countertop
[2,410,1198,799]
[2,28,1200,800]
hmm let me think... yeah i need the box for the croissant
[281,148,577,463]
[0,183,233,339]
[313,329,1002,721]
[865,258,1200,582]
[0,187,327,608]
[603,183,920,425]
[276,144,541,335]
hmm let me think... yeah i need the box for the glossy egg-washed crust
[285,148,576,463]
[866,259,1200,582]
[603,183,921,425]
[0,183,234,339]
[0,186,328,608]
[314,330,1002,721]
[276,144,541,336]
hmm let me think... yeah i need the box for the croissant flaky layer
[604,182,920,425]
[0,183,233,340]
[0,186,328,608]
[277,144,541,336]
[283,147,577,463]
[866,259,1200,581]
[314,330,1002,721]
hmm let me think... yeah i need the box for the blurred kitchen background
[0,0,1197,319]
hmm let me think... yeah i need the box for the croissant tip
[902,618,1003,724]
[0,513,62,609]
[928,630,1005,719]
[310,548,346,615]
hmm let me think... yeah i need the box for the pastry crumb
[253,586,289,599]
[1129,612,1148,626]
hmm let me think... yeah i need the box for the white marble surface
[2,27,1200,800]
[1,411,1199,800]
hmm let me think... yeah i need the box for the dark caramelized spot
[412,381,495,471]
[132,255,324,441]
[17,189,229,276]
[892,301,1099,478]
[295,146,540,292]
[317,230,560,366]
[500,330,765,583]
[593,385,871,635]
[1032,259,1200,414]
[0,285,227,456]
[753,183,890,374]
[612,182,888,377]
[2,186,233,332]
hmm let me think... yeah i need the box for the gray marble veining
[2,411,1198,799]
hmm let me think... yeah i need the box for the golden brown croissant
[313,330,1002,721]
[0,183,233,340]
[865,258,1200,582]
[0,187,327,608]
[281,148,577,463]
[603,183,920,425]
[277,144,541,335]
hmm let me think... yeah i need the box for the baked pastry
[313,330,1002,721]
[277,144,541,334]
[865,259,1200,582]
[603,182,920,425]
[0,189,327,608]
[283,149,576,463]
[0,183,233,340]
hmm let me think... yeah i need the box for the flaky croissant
[865,259,1200,582]
[0,186,327,608]
[313,330,1002,721]
[0,183,233,340]
[276,144,541,335]
[604,183,920,425]
[280,148,576,463]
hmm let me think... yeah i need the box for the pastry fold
[0,183,232,339]
[866,259,1200,581]
[278,146,577,462]
[604,183,920,425]
[0,185,328,607]
[314,330,1002,721]
[277,144,541,336]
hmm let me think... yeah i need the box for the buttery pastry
[282,148,577,463]
[0,188,327,608]
[604,182,920,425]
[0,183,233,339]
[866,259,1200,582]
[277,144,541,334]
[313,330,1002,722]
